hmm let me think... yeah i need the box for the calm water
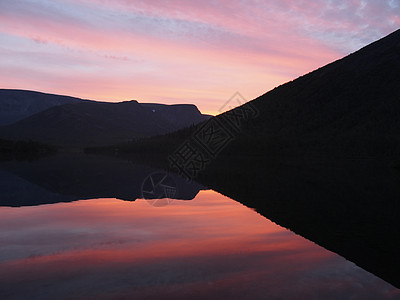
[0,189,399,299]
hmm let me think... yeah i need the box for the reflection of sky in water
[0,190,398,299]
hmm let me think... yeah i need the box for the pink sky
[0,1,399,115]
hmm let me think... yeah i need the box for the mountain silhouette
[221,28,400,157]
[0,89,87,126]
[0,91,210,147]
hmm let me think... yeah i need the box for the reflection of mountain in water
[196,157,400,289]
[2,153,400,290]
[0,154,206,207]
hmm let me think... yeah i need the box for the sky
[0,0,399,115]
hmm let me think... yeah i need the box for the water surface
[0,190,398,299]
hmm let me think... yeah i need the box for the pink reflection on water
[0,190,398,299]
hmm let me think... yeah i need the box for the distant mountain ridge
[0,89,87,126]
[0,89,210,147]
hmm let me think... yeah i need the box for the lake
[1,175,399,299]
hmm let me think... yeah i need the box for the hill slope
[226,28,400,157]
